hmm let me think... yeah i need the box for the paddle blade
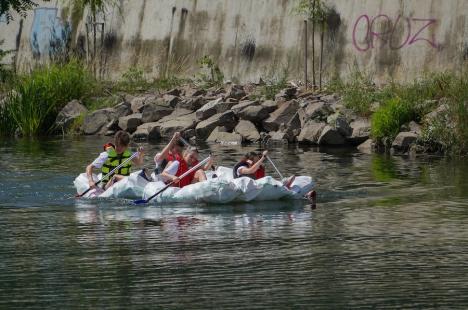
[133,199,149,205]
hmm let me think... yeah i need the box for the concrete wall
[1,0,467,83]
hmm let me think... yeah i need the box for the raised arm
[132,147,145,166]
[154,132,181,163]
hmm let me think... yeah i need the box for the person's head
[171,140,185,155]
[114,130,130,152]
[183,147,199,165]
[244,151,261,164]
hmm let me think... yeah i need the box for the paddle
[265,155,284,180]
[76,151,140,198]
[133,156,211,205]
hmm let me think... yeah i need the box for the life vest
[233,161,255,179]
[174,158,194,188]
[101,148,132,182]
[255,165,265,179]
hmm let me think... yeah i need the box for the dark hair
[114,130,130,147]
[175,140,185,147]
[244,151,259,161]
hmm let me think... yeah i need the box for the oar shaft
[266,155,284,180]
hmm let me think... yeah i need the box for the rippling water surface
[1,136,467,308]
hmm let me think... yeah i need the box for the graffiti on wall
[352,14,439,52]
[30,7,70,58]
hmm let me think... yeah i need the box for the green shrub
[333,70,393,116]
[0,60,94,136]
[371,97,414,142]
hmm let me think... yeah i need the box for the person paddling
[153,132,185,175]
[160,147,208,187]
[86,130,144,190]
[233,151,268,179]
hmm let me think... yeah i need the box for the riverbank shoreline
[53,79,464,157]
[1,63,466,156]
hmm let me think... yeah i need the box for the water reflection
[0,137,468,308]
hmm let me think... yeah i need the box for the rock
[141,100,173,123]
[132,122,161,141]
[320,94,339,104]
[261,100,278,113]
[408,121,422,135]
[238,105,270,122]
[268,131,289,144]
[327,114,352,137]
[207,127,243,144]
[226,84,246,100]
[163,94,181,107]
[113,102,132,118]
[183,86,206,97]
[348,118,371,145]
[234,120,260,142]
[400,121,421,135]
[195,111,238,139]
[357,139,374,154]
[82,108,116,135]
[318,125,345,145]
[105,118,120,132]
[158,113,197,138]
[165,88,182,96]
[118,113,142,133]
[176,97,204,111]
[231,100,259,114]
[130,96,147,113]
[262,100,300,132]
[55,100,88,132]
[275,87,297,103]
[195,98,234,121]
[391,132,419,152]
[297,121,326,144]
[183,129,196,139]
[303,101,334,122]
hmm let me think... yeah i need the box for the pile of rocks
[58,84,375,150]
[62,84,451,156]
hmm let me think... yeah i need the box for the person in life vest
[160,147,208,188]
[153,132,185,176]
[86,130,144,190]
[233,151,268,179]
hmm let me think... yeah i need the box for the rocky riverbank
[55,82,458,156]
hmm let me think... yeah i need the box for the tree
[294,0,330,90]
[0,0,49,23]
[65,0,120,77]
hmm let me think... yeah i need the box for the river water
[1,136,467,308]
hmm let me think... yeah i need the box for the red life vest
[167,152,182,162]
[174,158,199,188]
[255,165,265,179]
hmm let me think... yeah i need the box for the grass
[329,69,468,155]
[371,97,413,142]
[0,60,94,136]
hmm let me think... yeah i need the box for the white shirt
[91,152,109,169]
[164,160,180,176]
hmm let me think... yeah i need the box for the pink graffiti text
[352,14,439,52]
